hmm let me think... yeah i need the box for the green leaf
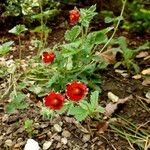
[79,100,90,110]
[0,41,14,55]
[131,62,140,73]
[13,93,26,103]
[79,5,97,27]
[31,9,59,19]
[47,74,59,88]
[9,24,27,35]
[56,104,68,114]
[66,56,73,70]
[18,103,28,109]
[95,106,105,113]
[90,91,99,109]
[65,25,81,42]
[104,16,114,23]
[32,25,51,33]
[6,104,15,113]
[114,61,122,68]
[71,106,88,122]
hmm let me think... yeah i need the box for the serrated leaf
[95,106,105,113]
[90,91,99,109]
[79,100,90,110]
[18,103,28,109]
[65,25,81,42]
[13,92,26,103]
[72,106,88,122]
[9,24,27,35]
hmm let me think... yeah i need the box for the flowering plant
[5,5,113,121]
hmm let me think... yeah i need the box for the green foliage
[61,91,105,122]
[25,5,112,97]
[24,119,36,137]
[40,106,54,119]
[65,25,81,42]
[79,5,97,28]
[122,0,150,33]
[9,24,28,35]
[3,0,59,17]
[113,36,150,73]
[0,41,14,55]
[6,92,28,113]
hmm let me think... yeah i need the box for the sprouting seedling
[24,119,36,137]
[9,24,28,59]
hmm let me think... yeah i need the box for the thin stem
[99,0,127,53]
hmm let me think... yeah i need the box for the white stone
[43,141,52,150]
[61,137,68,145]
[62,130,71,138]
[24,139,40,150]
[53,124,62,132]
[82,134,91,143]
[5,139,13,147]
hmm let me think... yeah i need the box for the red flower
[42,52,55,63]
[44,92,65,110]
[66,81,87,101]
[69,10,80,24]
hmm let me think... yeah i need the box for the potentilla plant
[21,5,111,121]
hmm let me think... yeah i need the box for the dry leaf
[100,51,116,64]
[142,78,150,86]
[96,121,109,134]
[144,55,150,60]
[142,68,150,75]
[136,51,149,58]
[132,74,142,79]
[105,95,133,117]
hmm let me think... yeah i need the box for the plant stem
[99,0,127,53]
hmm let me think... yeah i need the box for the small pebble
[61,137,68,145]
[56,142,62,148]
[82,134,91,143]
[53,135,61,141]
[5,139,13,147]
[47,131,52,138]
[53,124,62,132]
[62,130,71,138]
[43,141,53,150]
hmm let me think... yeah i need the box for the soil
[0,10,150,150]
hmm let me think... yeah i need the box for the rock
[5,139,13,147]
[34,123,40,129]
[24,139,40,150]
[47,131,52,138]
[62,130,71,138]
[53,124,62,132]
[43,141,52,150]
[56,142,62,148]
[61,137,68,145]
[53,135,61,141]
[82,134,91,143]
[2,114,9,122]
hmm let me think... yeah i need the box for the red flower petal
[42,52,55,63]
[44,92,65,110]
[69,10,80,24]
[66,82,87,101]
